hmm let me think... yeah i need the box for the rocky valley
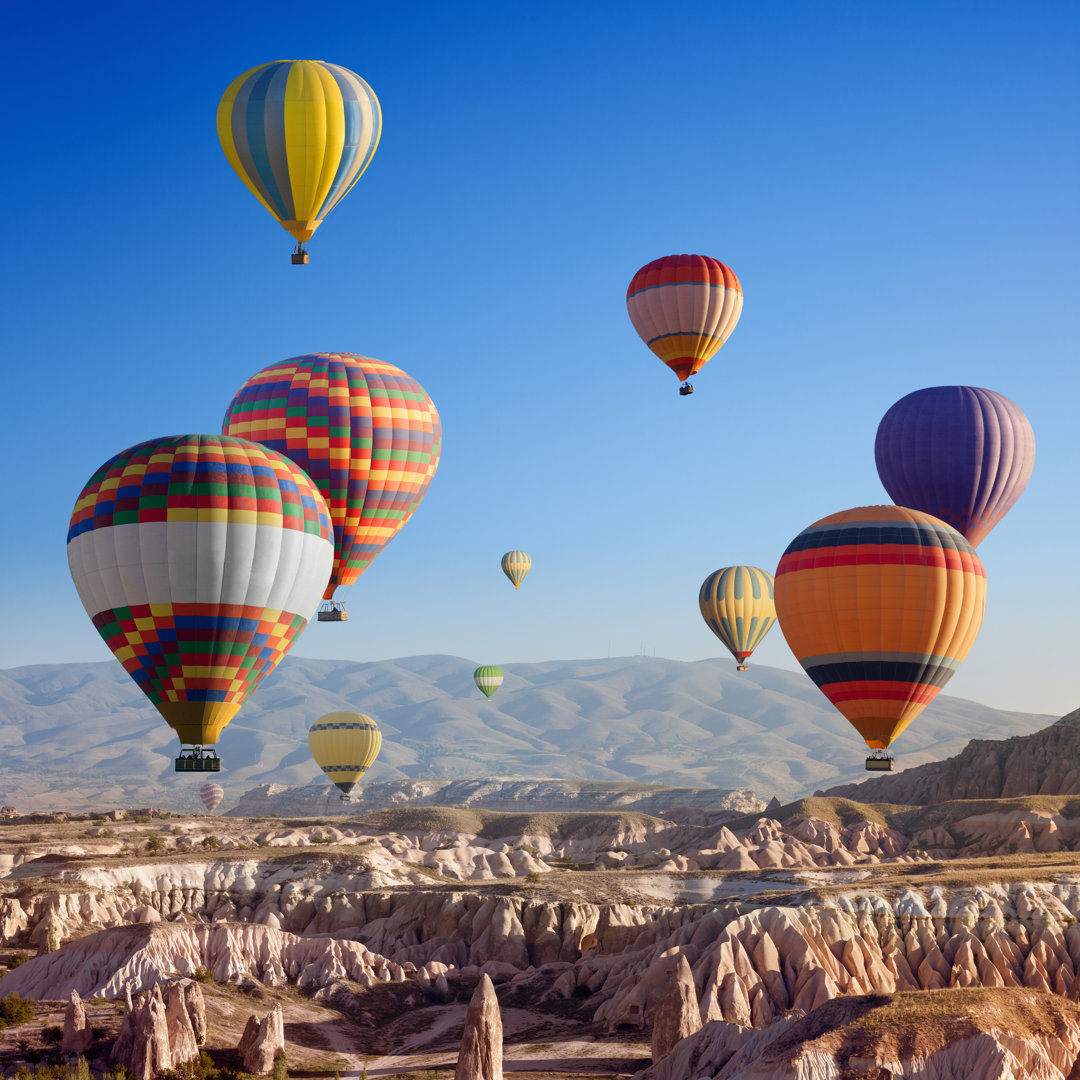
[3,780,1080,1077]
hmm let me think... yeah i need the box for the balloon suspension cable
[292,243,309,266]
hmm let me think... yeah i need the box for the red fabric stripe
[776,546,984,576]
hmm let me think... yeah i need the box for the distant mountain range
[0,654,1054,812]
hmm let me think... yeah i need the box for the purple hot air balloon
[874,386,1035,547]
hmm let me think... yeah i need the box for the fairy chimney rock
[61,989,92,1054]
[241,1005,285,1074]
[650,954,703,1061]
[455,972,504,1080]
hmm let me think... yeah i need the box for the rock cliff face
[633,990,1080,1080]
[824,708,1080,804]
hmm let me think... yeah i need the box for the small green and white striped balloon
[473,666,504,699]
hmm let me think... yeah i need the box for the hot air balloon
[501,551,531,589]
[626,254,743,395]
[67,435,334,770]
[199,782,224,814]
[217,60,381,264]
[223,354,441,621]
[698,566,776,672]
[875,386,1035,548]
[308,712,382,801]
[773,506,986,770]
[473,666,504,699]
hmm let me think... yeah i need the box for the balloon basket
[291,244,309,265]
[865,753,894,772]
[736,665,749,672]
[679,383,694,396]
[176,747,222,772]
[318,600,348,622]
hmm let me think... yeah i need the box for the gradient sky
[4,2,1078,719]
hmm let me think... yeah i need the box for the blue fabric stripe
[242,63,290,219]
[783,521,971,557]
[804,658,958,690]
[646,329,727,346]
[320,68,361,214]
[260,63,295,220]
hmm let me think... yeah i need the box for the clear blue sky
[4,1,1078,717]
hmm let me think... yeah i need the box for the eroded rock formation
[61,988,91,1054]
[239,1004,285,1074]
[455,973,503,1080]
[650,954,702,1061]
[111,978,203,1080]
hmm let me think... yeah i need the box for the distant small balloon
[698,566,776,672]
[473,666,504,699]
[199,782,224,814]
[501,551,531,589]
[308,711,382,798]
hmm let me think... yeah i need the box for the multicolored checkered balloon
[222,353,441,602]
[67,435,334,748]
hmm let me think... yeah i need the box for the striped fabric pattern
[774,506,986,750]
[473,666,504,699]
[223,353,442,600]
[626,254,743,382]
[67,436,334,747]
[698,566,776,668]
[218,60,381,244]
[199,782,224,813]
[500,551,531,589]
[308,711,382,795]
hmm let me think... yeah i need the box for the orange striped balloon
[774,506,986,751]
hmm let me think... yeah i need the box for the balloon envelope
[626,255,743,382]
[308,712,382,795]
[698,566,776,670]
[223,353,441,601]
[773,506,986,750]
[501,551,531,589]
[875,386,1035,547]
[199,782,224,814]
[473,666,504,699]
[67,435,334,746]
[217,60,381,246]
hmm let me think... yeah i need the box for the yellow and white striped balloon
[500,551,531,589]
[698,566,776,671]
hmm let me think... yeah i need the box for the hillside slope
[823,707,1080,804]
[0,654,1053,811]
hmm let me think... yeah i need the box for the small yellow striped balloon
[698,566,776,671]
[307,711,382,797]
[217,60,381,254]
[501,551,531,589]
